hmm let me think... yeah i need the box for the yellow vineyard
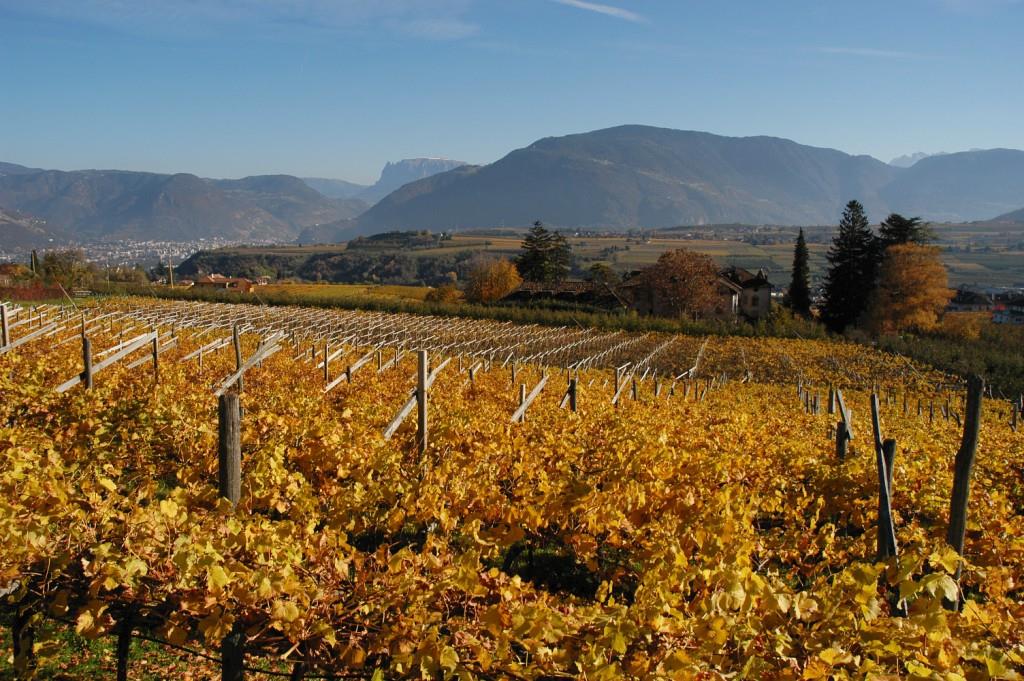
[1,299,1022,680]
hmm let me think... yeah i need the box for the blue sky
[2,0,1022,184]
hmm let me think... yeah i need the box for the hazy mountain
[0,162,44,176]
[889,152,943,168]
[992,207,1024,223]
[0,206,65,249]
[0,167,364,242]
[357,158,468,204]
[316,126,897,238]
[878,149,1024,222]
[212,175,366,227]
[301,177,368,200]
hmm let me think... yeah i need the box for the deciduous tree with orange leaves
[865,243,952,334]
[640,248,721,318]
[464,258,523,304]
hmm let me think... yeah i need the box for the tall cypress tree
[820,200,879,332]
[787,228,812,317]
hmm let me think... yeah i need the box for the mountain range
[993,207,1024,223]
[301,126,1024,242]
[0,165,367,245]
[303,158,467,204]
[5,126,1024,248]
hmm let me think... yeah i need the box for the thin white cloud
[0,0,478,40]
[814,46,931,60]
[549,0,644,23]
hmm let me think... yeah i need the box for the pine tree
[820,200,879,332]
[787,228,812,317]
[515,221,572,283]
[879,213,933,247]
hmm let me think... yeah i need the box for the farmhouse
[721,267,773,321]
[194,274,256,293]
[948,288,994,312]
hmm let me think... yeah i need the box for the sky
[2,0,1022,184]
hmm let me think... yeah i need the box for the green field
[210,224,1024,289]
[262,282,432,302]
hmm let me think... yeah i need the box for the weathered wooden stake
[0,304,9,348]
[222,628,245,681]
[417,350,428,456]
[12,607,36,676]
[116,616,133,681]
[946,374,984,606]
[82,336,94,390]
[519,384,526,422]
[218,392,241,506]
[151,333,160,384]
[323,342,330,383]
[835,420,849,460]
[828,387,836,415]
[631,378,638,401]
[569,377,578,412]
[882,438,896,502]
[876,442,898,561]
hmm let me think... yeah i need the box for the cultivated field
[1,299,1022,679]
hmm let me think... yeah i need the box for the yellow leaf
[208,565,231,590]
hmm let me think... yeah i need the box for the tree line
[787,201,950,336]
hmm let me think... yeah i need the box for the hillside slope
[878,149,1024,222]
[343,126,898,236]
[307,127,1024,237]
[0,168,363,241]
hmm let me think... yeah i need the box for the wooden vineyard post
[828,387,836,415]
[222,627,245,681]
[218,392,242,507]
[417,350,428,457]
[116,615,133,681]
[946,374,984,607]
[0,304,8,349]
[82,335,94,390]
[233,325,244,394]
[836,420,849,460]
[511,361,516,386]
[323,341,330,384]
[519,384,527,422]
[12,605,36,676]
[631,378,638,401]
[569,377,578,412]
[151,332,160,384]
[871,394,898,560]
